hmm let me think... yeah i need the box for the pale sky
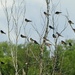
[0,0,75,44]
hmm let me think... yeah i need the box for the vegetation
[0,40,75,75]
[0,0,75,75]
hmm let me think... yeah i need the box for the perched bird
[44,12,50,16]
[30,38,39,44]
[49,26,54,30]
[1,61,4,64]
[56,32,63,37]
[25,18,32,22]
[30,38,34,41]
[55,11,62,14]
[34,40,39,44]
[43,37,49,41]
[61,40,66,45]
[45,42,51,47]
[52,34,56,38]
[68,20,74,25]
[0,30,6,34]
[69,42,72,46]
[72,28,75,32]
[20,34,27,38]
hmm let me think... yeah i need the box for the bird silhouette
[20,34,27,38]
[68,20,74,25]
[1,61,4,64]
[61,40,66,45]
[0,30,6,34]
[45,42,51,47]
[49,26,54,30]
[25,18,32,22]
[72,28,75,32]
[52,34,56,38]
[56,32,63,37]
[34,40,39,44]
[30,38,34,41]
[43,37,49,41]
[30,38,39,44]
[44,12,50,16]
[55,11,62,14]
[69,42,72,46]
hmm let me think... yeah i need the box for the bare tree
[1,0,26,75]
[39,0,50,75]
[1,0,72,75]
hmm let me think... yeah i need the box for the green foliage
[0,40,75,75]
[17,43,50,75]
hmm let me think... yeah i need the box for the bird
[34,40,39,44]
[30,38,39,44]
[61,40,66,45]
[1,61,4,64]
[56,32,63,37]
[49,26,54,30]
[68,20,74,25]
[25,18,32,22]
[44,12,50,16]
[43,37,49,41]
[69,42,72,46]
[0,30,6,34]
[45,42,51,47]
[72,28,75,32]
[52,34,56,38]
[30,38,34,41]
[20,34,27,38]
[55,11,62,14]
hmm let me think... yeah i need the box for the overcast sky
[0,0,75,44]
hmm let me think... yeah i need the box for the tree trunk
[39,0,50,75]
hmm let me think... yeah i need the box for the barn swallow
[25,18,32,22]
[69,42,72,46]
[0,30,6,34]
[52,34,56,38]
[55,11,62,14]
[61,40,66,45]
[56,32,63,37]
[49,26,54,30]
[20,34,27,38]
[45,42,51,47]
[68,20,74,25]
[44,12,50,16]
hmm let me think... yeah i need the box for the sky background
[0,0,75,44]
